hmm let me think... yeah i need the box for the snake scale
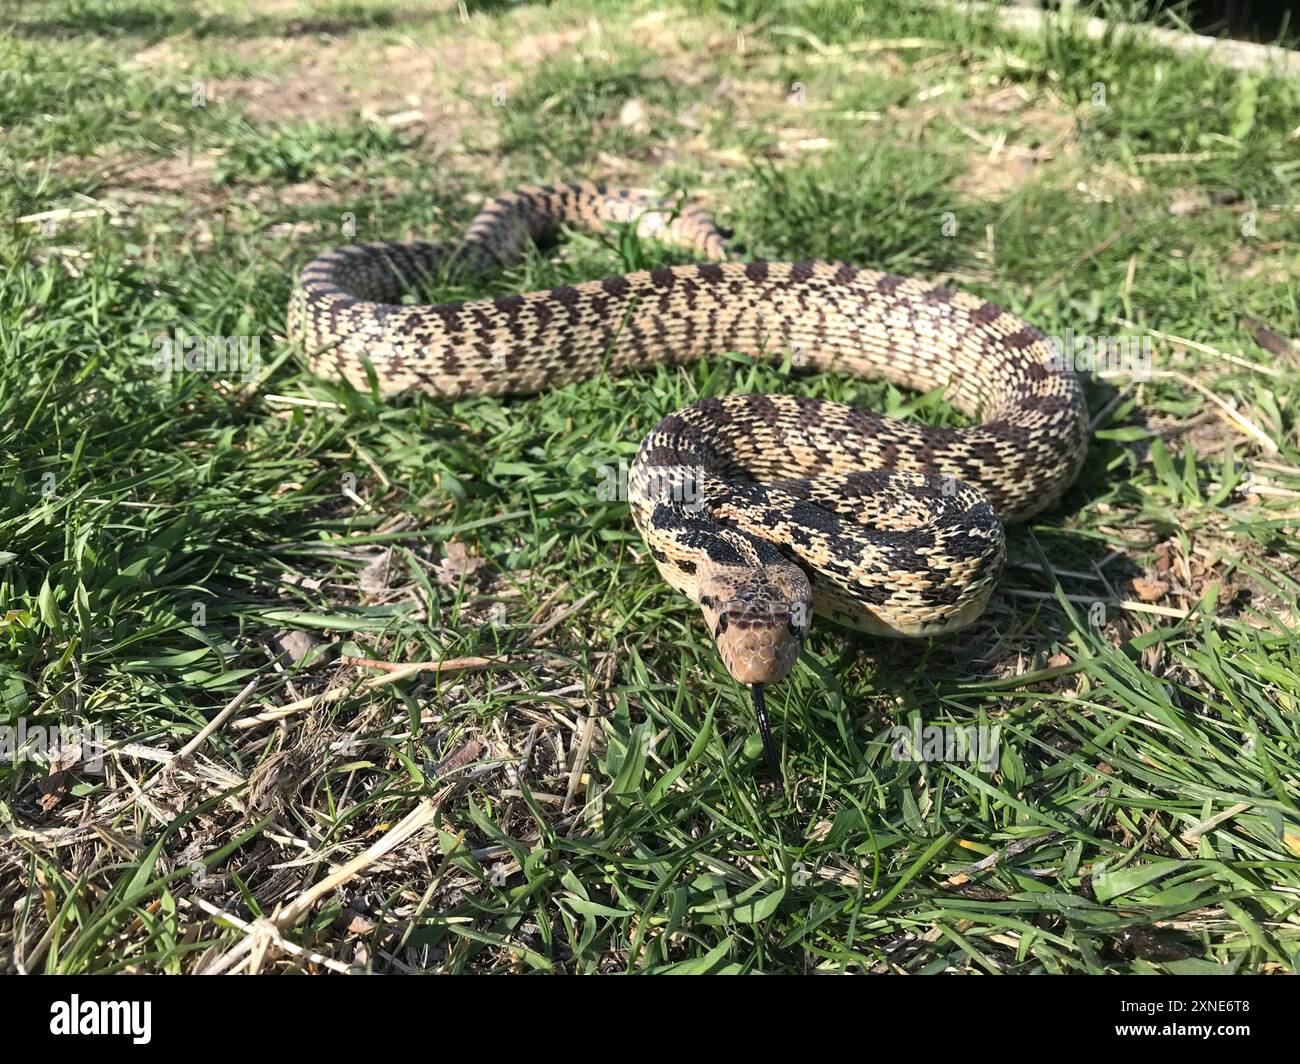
[289,183,1089,776]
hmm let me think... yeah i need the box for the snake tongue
[751,683,785,787]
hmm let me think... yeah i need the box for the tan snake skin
[289,183,1089,730]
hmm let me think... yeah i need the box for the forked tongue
[750,683,784,787]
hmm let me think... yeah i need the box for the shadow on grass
[5,0,528,44]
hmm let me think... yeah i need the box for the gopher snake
[289,184,1089,777]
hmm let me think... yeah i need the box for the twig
[947,832,1062,880]
[274,791,450,930]
[1098,368,1279,454]
[1005,588,1191,619]
[1114,316,1282,378]
[172,676,261,764]
[1180,801,1252,843]
[233,656,532,730]
[940,0,1300,77]
[338,653,493,673]
[948,791,1111,881]
[563,712,596,816]
[193,899,359,975]
[531,591,597,640]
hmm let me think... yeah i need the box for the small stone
[1168,195,1206,217]
[618,97,650,133]
[271,630,326,668]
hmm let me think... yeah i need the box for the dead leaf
[433,542,485,586]
[1131,577,1170,602]
[1242,315,1294,358]
[358,549,392,597]
[1152,541,1173,575]
[433,738,485,777]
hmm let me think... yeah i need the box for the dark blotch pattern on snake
[289,183,1088,704]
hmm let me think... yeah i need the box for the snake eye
[714,611,730,637]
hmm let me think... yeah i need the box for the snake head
[698,562,812,685]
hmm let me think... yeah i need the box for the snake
[288,183,1089,779]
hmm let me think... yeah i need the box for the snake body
[290,183,1088,696]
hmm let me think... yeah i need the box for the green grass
[2,0,1299,974]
